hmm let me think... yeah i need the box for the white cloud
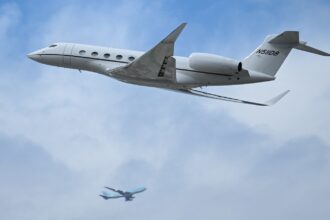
[0,3,20,37]
[1,1,330,220]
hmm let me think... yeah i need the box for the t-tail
[243,31,330,76]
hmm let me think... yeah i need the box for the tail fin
[243,31,330,76]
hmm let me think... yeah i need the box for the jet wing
[100,191,123,199]
[177,89,290,106]
[126,187,146,195]
[104,187,125,196]
[108,23,187,81]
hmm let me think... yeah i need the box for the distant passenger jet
[28,23,329,106]
[99,187,146,201]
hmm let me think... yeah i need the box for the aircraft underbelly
[113,75,182,89]
[175,70,252,87]
[176,70,222,85]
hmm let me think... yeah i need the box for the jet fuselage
[28,42,273,90]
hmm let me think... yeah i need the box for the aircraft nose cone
[27,47,50,63]
[27,51,41,61]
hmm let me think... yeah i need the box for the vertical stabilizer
[243,31,299,76]
[243,31,329,76]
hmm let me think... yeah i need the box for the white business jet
[28,23,329,106]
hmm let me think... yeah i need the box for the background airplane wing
[100,191,124,199]
[176,89,290,106]
[126,187,146,195]
[108,23,186,81]
[104,187,125,196]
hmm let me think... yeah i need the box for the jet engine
[188,53,242,75]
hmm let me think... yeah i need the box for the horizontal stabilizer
[295,42,330,56]
[269,31,299,45]
[269,31,330,56]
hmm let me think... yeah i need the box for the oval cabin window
[79,50,86,55]
[128,56,135,61]
[91,52,98,57]
[116,55,123,60]
[104,53,110,58]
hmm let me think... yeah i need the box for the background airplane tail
[243,31,330,76]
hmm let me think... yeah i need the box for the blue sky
[1,0,330,219]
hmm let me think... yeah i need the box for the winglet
[162,23,187,44]
[265,90,290,106]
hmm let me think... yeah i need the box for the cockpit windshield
[49,44,57,48]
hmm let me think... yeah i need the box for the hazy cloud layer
[0,1,330,220]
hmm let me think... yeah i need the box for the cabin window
[79,50,86,55]
[116,55,123,60]
[104,53,110,58]
[91,52,98,57]
[49,44,57,48]
[128,56,135,61]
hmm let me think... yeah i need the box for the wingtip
[265,90,290,106]
[175,22,187,34]
[181,22,188,27]
[99,195,107,199]
[162,22,187,43]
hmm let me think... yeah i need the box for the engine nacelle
[188,53,242,75]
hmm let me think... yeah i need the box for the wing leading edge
[177,89,290,106]
[108,23,187,81]
[99,191,124,199]
[104,187,125,196]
